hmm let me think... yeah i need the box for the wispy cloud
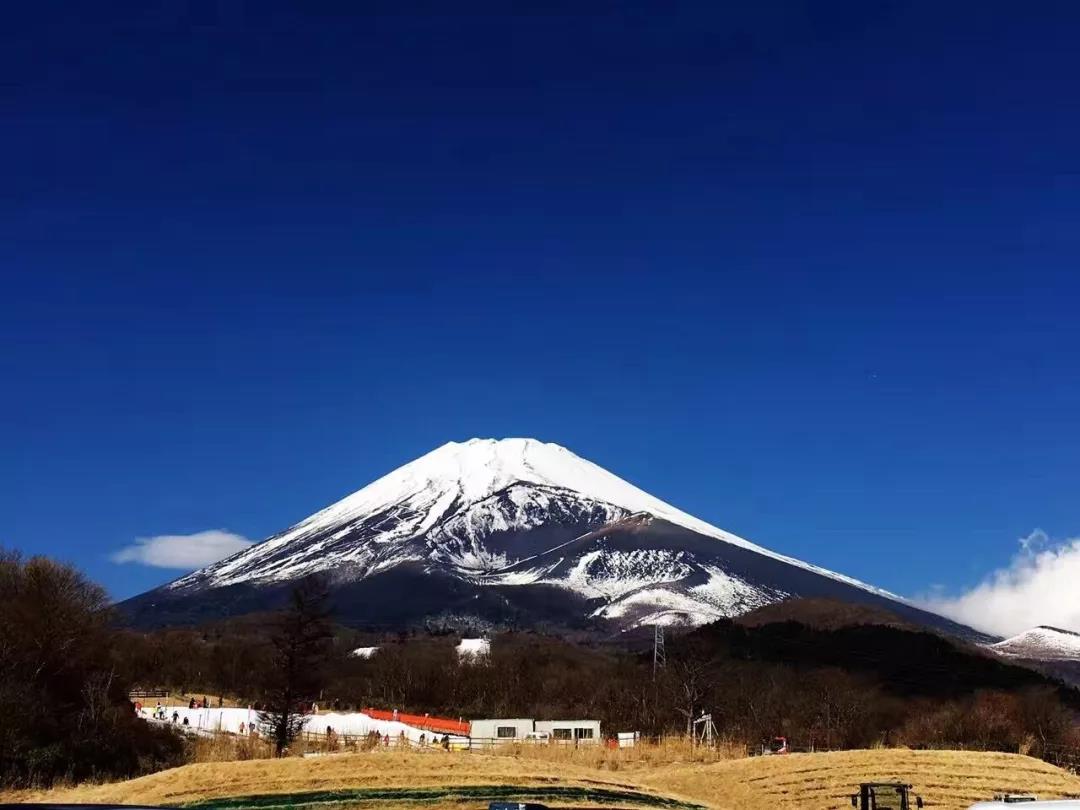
[111,530,253,570]
[923,529,1080,637]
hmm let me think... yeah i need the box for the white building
[468,718,535,742]
[534,719,601,744]
[468,718,601,745]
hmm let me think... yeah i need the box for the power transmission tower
[652,624,666,678]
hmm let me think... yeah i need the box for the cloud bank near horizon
[923,529,1080,637]
[111,530,253,569]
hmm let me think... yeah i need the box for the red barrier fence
[362,708,470,736]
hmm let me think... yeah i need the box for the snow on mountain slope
[989,626,1080,660]
[171,439,887,593]
[128,438,974,635]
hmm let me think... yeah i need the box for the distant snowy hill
[122,438,984,638]
[989,626,1080,660]
[985,626,1080,688]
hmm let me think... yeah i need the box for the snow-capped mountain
[122,438,982,637]
[989,626,1080,660]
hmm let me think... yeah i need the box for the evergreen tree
[258,575,334,755]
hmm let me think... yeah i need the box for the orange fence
[362,707,470,736]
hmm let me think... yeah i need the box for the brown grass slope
[642,749,1080,810]
[734,598,915,631]
[7,748,1080,810]
[2,751,675,807]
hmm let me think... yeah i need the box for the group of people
[162,708,188,726]
[144,698,204,724]
[141,698,260,735]
[356,729,450,750]
[416,732,452,750]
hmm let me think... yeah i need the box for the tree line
[3,548,1079,788]
[0,551,183,787]
[116,604,1080,758]
[0,550,338,785]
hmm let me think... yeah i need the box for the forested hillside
[116,603,1080,755]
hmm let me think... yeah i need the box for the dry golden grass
[640,748,1080,810]
[187,732,278,763]
[6,747,1079,810]
[1,750,668,806]
[180,733,744,770]
[469,736,746,773]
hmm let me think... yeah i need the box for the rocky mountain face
[121,438,986,639]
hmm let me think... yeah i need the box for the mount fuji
[122,438,983,638]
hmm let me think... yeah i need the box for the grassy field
[640,749,1080,810]
[3,751,680,807]
[6,747,1080,810]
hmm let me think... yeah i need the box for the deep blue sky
[3,1,1079,602]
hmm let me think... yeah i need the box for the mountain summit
[123,438,981,637]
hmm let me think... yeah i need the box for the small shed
[469,718,535,742]
[534,719,601,744]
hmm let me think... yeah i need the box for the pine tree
[258,575,334,755]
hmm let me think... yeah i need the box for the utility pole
[652,624,666,679]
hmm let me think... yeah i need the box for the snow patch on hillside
[457,638,490,659]
[557,548,693,600]
[594,588,727,626]
[690,565,781,613]
[990,626,1080,659]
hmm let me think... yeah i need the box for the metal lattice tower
[652,624,666,678]
[693,712,717,747]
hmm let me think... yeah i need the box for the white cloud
[111,530,253,570]
[923,529,1080,637]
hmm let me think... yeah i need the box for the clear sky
[3,2,1079,625]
